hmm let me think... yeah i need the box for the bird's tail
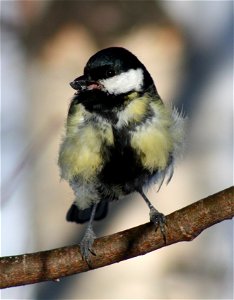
[66,200,108,224]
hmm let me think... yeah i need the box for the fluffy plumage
[58,47,186,260]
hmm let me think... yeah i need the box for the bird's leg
[80,203,98,261]
[138,188,167,244]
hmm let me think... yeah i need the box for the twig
[1,186,233,289]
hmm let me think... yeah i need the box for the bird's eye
[106,69,115,78]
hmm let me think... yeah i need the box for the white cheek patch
[100,68,144,95]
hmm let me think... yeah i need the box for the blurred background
[1,0,233,299]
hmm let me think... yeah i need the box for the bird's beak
[70,75,102,94]
[70,75,87,92]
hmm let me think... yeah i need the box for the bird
[58,47,185,261]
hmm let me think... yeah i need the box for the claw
[138,189,167,244]
[79,226,96,262]
[149,207,167,244]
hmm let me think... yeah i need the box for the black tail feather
[66,200,108,224]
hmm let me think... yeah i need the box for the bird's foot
[79,226,97,262]
[149,207,167,244]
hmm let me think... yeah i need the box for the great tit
[58,47,185,260]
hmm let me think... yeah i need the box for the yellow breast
[58,104,113,181]
[130,101,173,171]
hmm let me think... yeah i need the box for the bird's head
[70,47,157,96]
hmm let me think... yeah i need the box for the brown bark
[1,186,233,289]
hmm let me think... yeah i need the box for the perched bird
[58,47,185,260]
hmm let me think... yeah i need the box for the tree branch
[1,186,233,289]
